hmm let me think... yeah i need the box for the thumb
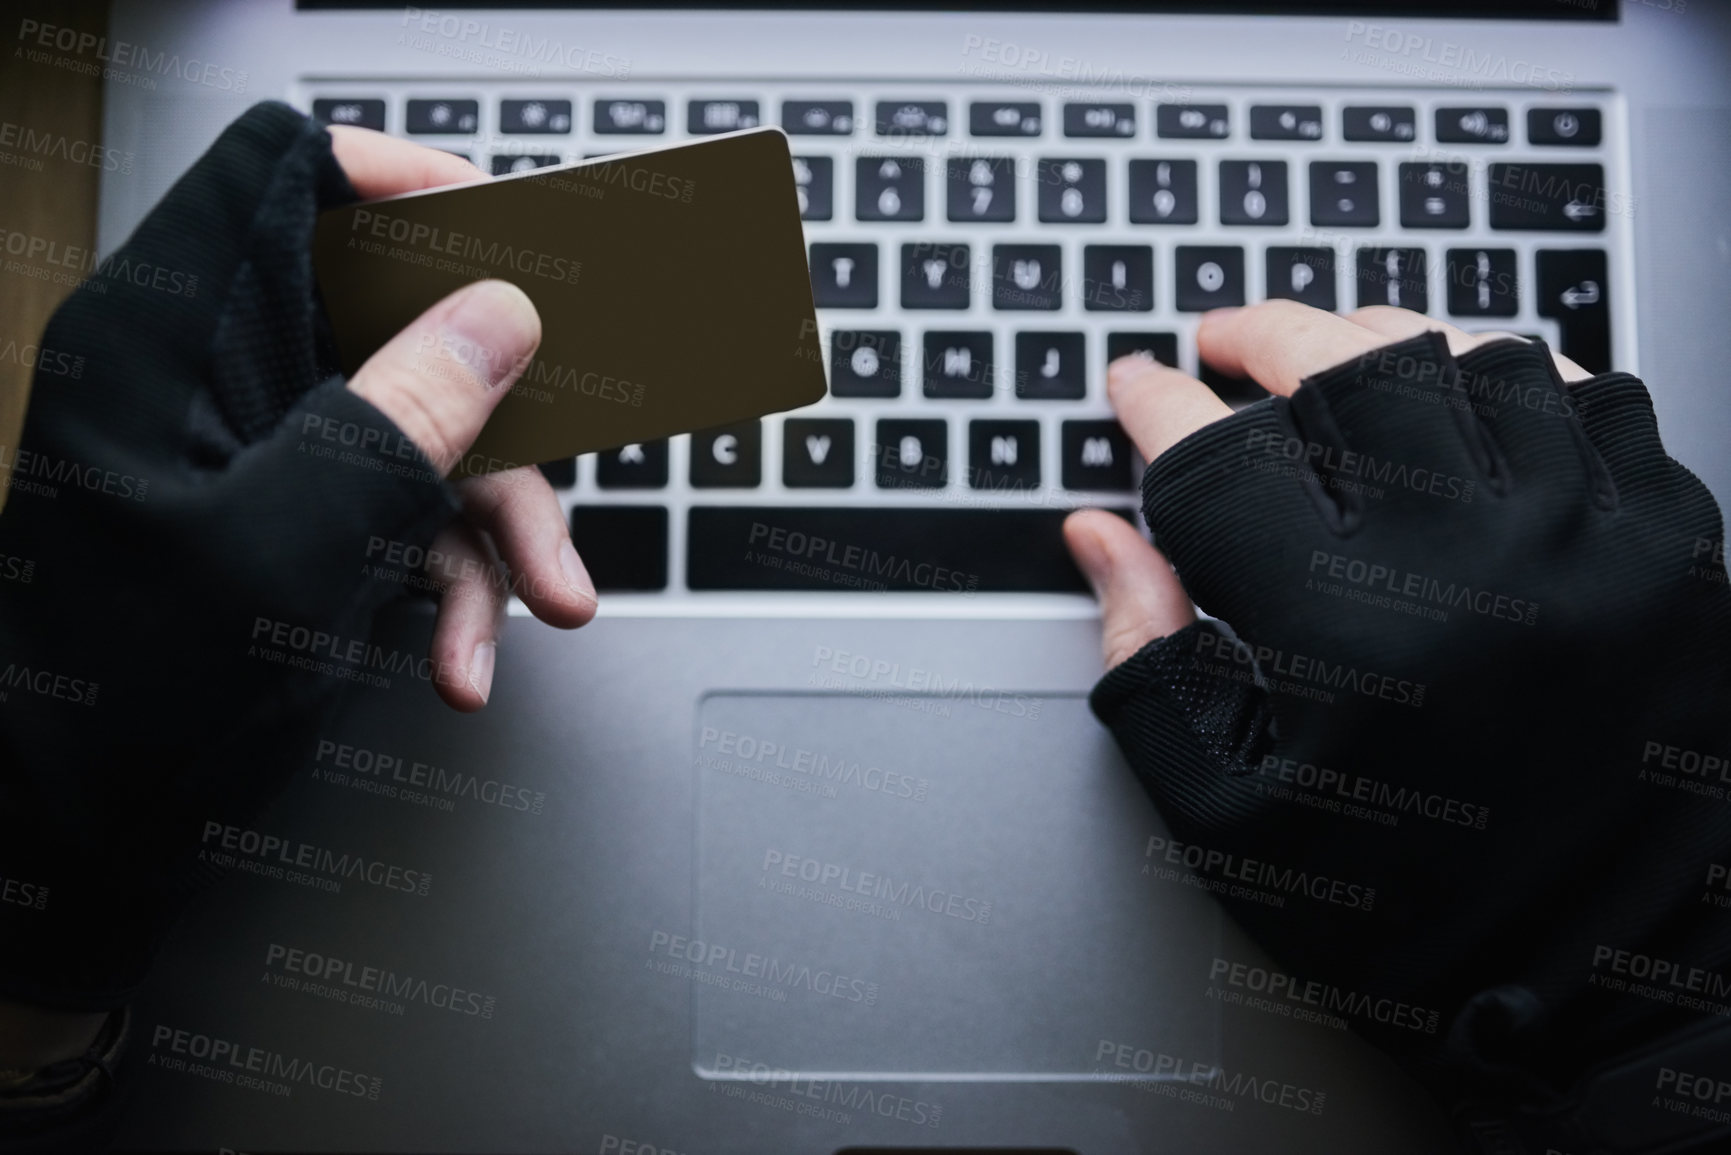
[1064,510,1196,669]
[346,279,542,476]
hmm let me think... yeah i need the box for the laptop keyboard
[302,84,1619,596]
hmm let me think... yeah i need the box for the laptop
[93,1,1730,1150]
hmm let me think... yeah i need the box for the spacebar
[687,506,1132,593]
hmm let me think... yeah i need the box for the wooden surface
[0,0,108,515]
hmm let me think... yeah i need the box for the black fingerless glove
[0,103,456,1011]
[1093,332,1731,1152]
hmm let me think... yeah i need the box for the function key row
[794,157,1608,233]
[542,417,1136,493]
[310,98,1602,146]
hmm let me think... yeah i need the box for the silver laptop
[96,1,1730,1150]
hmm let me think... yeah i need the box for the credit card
[312,127,826,475]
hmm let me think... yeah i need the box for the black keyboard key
[689,100,760,133]
[875,419,948,489]
[690,422,762,488]
[782,99,854,135]
[1536,249,1610,373]
[830,330,902,398]
[1436,106,1509,144]
[1250,104,1323,142]
[947,156,1016,223]
[491,154,561,175]
[901,242,971,309]
[537,458,576,489]
[792,155,833,221]
[876,100,948,137]
[972,101,1042,137]
[809,243,878,308]
[856,156,925,221]
[1064,102,1134,138]
[593,99,666,134]
[1528,107,1601,147]
[405,98,478,134]
[1061,421,1135,492]
[688,507,1116,593]
[1446,248,1519,317]
[1488,163,1607,232]
[1107,332,1179,368]
[1355,247,1428,312]
[1342,105,1415,143]
[1128,159,1199,224]
[1266,247,1336,311]
[783,419,855,488]
[1016,332,1086,400]
[1037,158,1107,223]
[1398,162,1471,229]
[1309,161,1379,227]
[1158,103,1229,140]
[922,332,994,399]
[312,98,384,131]
[1174,246,1245,311]
[571,506,667,592]
[993,245,1063,310]
[1219,160,1289,226]
[968,421,1041,491]
[596,440,669,489]
[500,99,572,134]
[1201,364,1271,409]
[1082,245,1154,312]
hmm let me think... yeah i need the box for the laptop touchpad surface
[690,691,1221,1078]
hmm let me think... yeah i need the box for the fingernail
[443,280,541,391]
[558,539,597,604]
[468,640,496,703]
[1066,515,1112,599]
[1107,350,1157,383]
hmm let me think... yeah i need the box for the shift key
[1488,163,1608,231]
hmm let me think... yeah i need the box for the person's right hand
[328,127,596,711]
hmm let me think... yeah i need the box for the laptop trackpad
[691,691,1221,1079]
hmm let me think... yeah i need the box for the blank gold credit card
[312,128,826,475]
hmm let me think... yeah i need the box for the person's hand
[1059,300,1731,1144]
[1063,301,1588,667]
[327,127,595,711]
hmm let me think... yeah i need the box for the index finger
[326,124,485,199]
